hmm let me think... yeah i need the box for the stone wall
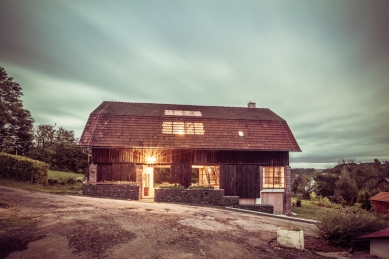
[83,184,139,200]
[155,188,240,206]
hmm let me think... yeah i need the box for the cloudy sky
[1,0,388,168]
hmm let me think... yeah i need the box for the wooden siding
[97,164,112,182]
[372,201,389,215]
[171,163,192,188]
[112,163,136,182]
[92,148,289,165]
[220,164,261,198]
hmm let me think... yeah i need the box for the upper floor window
[162,122,204,135]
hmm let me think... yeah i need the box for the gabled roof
[370,192,389,202]
[78,101,301,151]
[355,227,389,240]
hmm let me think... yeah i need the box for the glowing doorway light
[146,156,156,164]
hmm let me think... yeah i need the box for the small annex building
[78,101,301,214]
[370,192,389,215]
[354,227,389,259]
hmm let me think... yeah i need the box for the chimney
[247,101,256,108]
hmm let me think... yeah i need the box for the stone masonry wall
[155,188,239,207]
[83,184,139,200]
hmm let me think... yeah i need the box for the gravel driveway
[0,186,324,259]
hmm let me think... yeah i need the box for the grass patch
[0,170,85,195]
[291,197,334,220]
[48,170,84,180]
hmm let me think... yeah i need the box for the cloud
[1,0,388,168]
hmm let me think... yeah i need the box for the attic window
[165,110,202,116]
[162,122,204,135]
[238,131,244,137]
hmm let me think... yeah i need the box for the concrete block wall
[232,204,274,214]
[83,184,140,200]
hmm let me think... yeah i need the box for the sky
[1,0,388,169]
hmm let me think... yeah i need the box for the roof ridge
[102,101,269,110]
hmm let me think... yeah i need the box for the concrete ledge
[224,207,318,224]
[232,204,274,214]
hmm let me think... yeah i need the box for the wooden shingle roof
[78,101,301,151]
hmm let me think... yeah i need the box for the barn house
[78,101,301,214]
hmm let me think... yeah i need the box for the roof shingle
[78,101,301,151]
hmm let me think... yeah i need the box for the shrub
[316,209,389,246]
[310,191,317,201]
[0,152,48,184]
[296,199,302,207]
[356,190,372,211]
[318,196,333,208]
[66,177,76,184]
[48,178,58,185]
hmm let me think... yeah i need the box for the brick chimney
[247,102,256,108]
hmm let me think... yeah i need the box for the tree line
[0,66,88,174]
[293,159,389,209]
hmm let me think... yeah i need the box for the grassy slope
[48,170,84,180]
[291,197,333,220]
[0,170,85,195]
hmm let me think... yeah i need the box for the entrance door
[142,165,154,198]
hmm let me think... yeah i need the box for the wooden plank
[97,164,112,182]
[112,163,136,181]
[171,163,192,188]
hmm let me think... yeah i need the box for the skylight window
[162,122,204,135]
[238,131,244,137]
[165,110,202,116]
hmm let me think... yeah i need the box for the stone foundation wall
[232,204,274,214]
[83,184,139,200]
[155,188,239,206]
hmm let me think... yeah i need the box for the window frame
[262,166,285,189]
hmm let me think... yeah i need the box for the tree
[334,167,358,205]
[29,124,88,173]
[0,66,34,154]
[292,173,315,198]
[314,173,339,197]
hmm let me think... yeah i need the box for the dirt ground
[0,186,369,259]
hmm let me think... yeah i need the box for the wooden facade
[79,101,300,214]
[370,192,389,215]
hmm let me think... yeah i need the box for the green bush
[316,209,389,246]
[48,178,58,185]
[0,152,48,184]
[318,196,333,208]
[66,177,76,184]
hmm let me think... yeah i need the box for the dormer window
[238,131,244,137]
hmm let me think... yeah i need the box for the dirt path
[1,186,324,258]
